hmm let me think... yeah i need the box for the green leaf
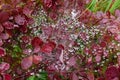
[105,0,112,12]
[38,71,48,80]
[26,71,48,80]
[13,45,22,53]
[27,75,37,80]
[12,45,22,58]
[88,0,97,11]
[109,0,120,13]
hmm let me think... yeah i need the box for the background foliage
[0,0,120,80]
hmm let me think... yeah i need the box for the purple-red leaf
[21,56,33,70]
[15,15,26,25]
[0,47,6,57]
[0,62,10,73]
[0,33,9,40]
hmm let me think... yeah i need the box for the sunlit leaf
[105,0,112,12]
[109,0,120,13]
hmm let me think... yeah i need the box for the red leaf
[41,43,53,53]
[100,41,107,47]
[3,74,12,80]
[21,56,33,70]
[47,41,56,49]
[41,41,56,53]
[6,29,13,37]
[2,21,14,29]
[33,55,42,64]
[0,62,10,73]
[31,37,43,47]
[0,47,6,57]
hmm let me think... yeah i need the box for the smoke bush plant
[0,0,120,80]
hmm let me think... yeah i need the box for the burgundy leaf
[21,36,30,43]
[105,66,119,80]
[100,41,107,48]
[20,25,28,33]
[58,44,64,50]
[97,77,105,80]
[31,37,43,48]
[0,11,9,23]
[0,24,4,33]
